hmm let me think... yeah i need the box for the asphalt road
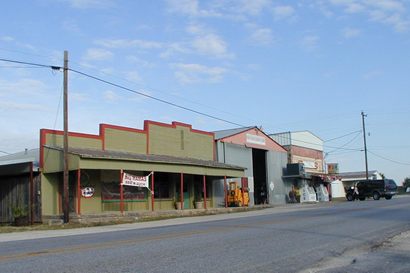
[1,196,410,273]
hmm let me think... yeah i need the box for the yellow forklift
[227,181,249,207]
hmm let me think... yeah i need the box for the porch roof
[43,146,245,177]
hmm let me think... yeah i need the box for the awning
[43,146,245,177]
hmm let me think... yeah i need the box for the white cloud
[167,0,199,15]
[62,20,82,34]
[1,36,14,42]
[324,0,410,32]
[159,43,189,58]
[166,0,220,17]
[124,71,142,84]
[66,0,114,9]
[95,39,163,49]
[126,56,156,68]
[0,101,44,111]
[192,33,233,59]
[301,35,319,50]
[70,92,88,102]
[363,69,383,80]
[173,63,227,84]
[83,48,113,61]
[103,90,120,102]
[0,78,48,96]
[237,0,272,16]
[273,5,295,19]
[342,27,361,38]
[365,0,405,12]
[250,28,274,46]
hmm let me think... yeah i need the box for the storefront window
[154,173,170,198]
[101,182,147,201]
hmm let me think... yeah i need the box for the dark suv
[346,179,398,201]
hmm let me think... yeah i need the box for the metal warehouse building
[213,127,288,205]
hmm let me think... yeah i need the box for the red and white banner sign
[122,172,150,188]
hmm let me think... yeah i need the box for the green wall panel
[104,128,146,153]
[149,124,214,161]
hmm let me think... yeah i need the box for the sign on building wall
[122,172,151,188]
[246,134,266,146]
[327,163,339,174]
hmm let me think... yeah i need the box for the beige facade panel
[104,128,147,154]
[148,124,214,161]
[45,134,102,150]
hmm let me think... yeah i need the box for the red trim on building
[203,175,207,209]
[120,169,124,215]
[151,172,155,211]
[100,124,146,151]
[77,169,81,215]
[144,120,215,137]
[40,120,216,167]
[144,121,150,154]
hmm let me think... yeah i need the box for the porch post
[151,172,155,211]
[30,162,34,225]
[77,169,81,215]
[224,176,227,208]
[203,175,207,209]
[180,173,184,210]
[120,169,124,215]
[241,178,245,207]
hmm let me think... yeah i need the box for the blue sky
[0,0,409,184]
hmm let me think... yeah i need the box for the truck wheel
[373,192,380,200]
[346,193,354,201]
[385,195,392,200]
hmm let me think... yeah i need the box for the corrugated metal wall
[266,151,288,205]
[214,142,254,206]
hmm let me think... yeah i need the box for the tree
[403,177,410,189]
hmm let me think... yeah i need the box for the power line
[0,57,385,154]
[68,68,247,128]
[71,63,252,125]
[267,133,363,152]
[324,130,362,142]
[326,131,362,154]
[368,150,410,166]
[0,58,61,70]
[0,57,247,127]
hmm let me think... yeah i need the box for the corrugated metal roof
[0,148,39,169]
[213,126,255,140]
[46,146,245,171]
[0,149,40,175]
[338,170,379,179]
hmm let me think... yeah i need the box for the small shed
[0,149,41,224]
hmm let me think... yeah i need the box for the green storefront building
[39,120,245,218]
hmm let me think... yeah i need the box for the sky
[0,0,409,184]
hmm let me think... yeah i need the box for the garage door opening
[252,148,267,205]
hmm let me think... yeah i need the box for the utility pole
[361,111,369,181]
[63,51,69,223]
